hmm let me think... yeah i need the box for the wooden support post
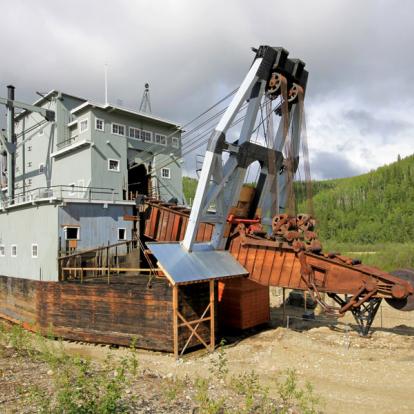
[209,280,215,352]
[172,285,179,359]
[283,288,286,324]
[106,245,110,284]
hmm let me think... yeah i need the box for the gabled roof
[71,101,181,129]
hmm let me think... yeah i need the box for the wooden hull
[0,275,212,352]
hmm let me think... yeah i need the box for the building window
[95,118,104,131]
[32,244,38,258]
[172,137,179,148]
[155,134,166,146]
[64,227,80,240]
[79,119,88,133]
[27,161,32,168]
[39,163,45,173]
[141,130,152,142]
[161,168,171,179]
[27,178,32,186]
[129,127,141,139]
[28,146,32,151]
[0,245,4,257]
[11,245,17,257]
[112,123,125,136]
[118,228,126,240]
[39,128,44,136]
[108,159,120,172]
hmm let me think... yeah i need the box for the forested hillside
[182,176,198,204]
[304,154,414,243]
[183,154,414,244]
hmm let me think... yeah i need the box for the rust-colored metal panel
[259,248,276,286]
[171,214,181,241]
[144,203,214,243]
[179,216,188,240]
[218,278,270,330]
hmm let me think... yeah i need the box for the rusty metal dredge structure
[145,45,414,336]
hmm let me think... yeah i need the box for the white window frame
[155,133,167,146]
[108,159,120,172]
[111,123,125,136]
[95,117,104,132]
[161,167,171,179]
[141,130,153,143]
[172,137,179,148]
[79,119,88,133]
[129,127,141,140]
[0,245,5,257]
[64,226,80,241]
[117,228,127,241]
[11,244,17,257]
[39,163,45,173]
[31,244,38,258]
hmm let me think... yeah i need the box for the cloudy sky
[1,0,413,179]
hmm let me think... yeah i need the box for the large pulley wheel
[385,268,414,311]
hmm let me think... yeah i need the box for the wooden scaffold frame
[172,280,215,359]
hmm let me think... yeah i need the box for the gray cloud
[1,0,413,179]
[343,109,412,140]
[310,151,362,180]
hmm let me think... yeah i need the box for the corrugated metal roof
[147,242,248,285]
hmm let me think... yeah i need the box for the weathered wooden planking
[0,275,213,353]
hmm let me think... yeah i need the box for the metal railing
[0,185,120,208]
[56,137,77,150]
[58,239,162,284]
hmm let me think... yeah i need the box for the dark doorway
[128,163,149,198]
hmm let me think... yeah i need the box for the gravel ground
[1,299,413,413]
